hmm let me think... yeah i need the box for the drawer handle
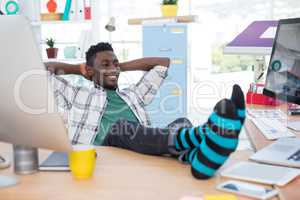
[170,28,185,34]
[159,48,172,52]
[171,59,184,65]
[170,88,182,96]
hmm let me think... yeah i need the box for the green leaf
[162,0,178,5]
[46,38,55,48]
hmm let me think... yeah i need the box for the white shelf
[31,20,92,26]
[128,15,198,25]
[39,41,78,45]
[23,0,99,65]
[223,46,273,55]
[43,58,85,63]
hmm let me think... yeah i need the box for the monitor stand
[287,106,300,131]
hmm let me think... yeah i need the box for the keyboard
[247,109,295,140]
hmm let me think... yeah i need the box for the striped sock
[173,85,246,179]
[173,126,203,152]
[231,84,246,125]
[173,85,245,153]
[190,99,243,179]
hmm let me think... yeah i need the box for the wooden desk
[245,104,300,200]
[0,142,256,200]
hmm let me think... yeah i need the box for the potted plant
[161,0,178,17]
[46,38,58,59]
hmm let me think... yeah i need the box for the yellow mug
[69,145,96,179]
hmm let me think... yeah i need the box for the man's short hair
[86,42,114,67]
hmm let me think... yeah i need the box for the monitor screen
[263,18,300,105]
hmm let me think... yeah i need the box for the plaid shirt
[50,66,168,144]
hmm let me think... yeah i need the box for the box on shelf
[246,83,282,106]
[246,92,282,106]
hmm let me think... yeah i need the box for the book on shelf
[62,0,72,20]
[76,0,85,20]
[69,0,77,20]
[84,0,91,20]
[62,0,91,21]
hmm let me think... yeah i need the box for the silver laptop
[250,138,300,168]
[0,15,72,152]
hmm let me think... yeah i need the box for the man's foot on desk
[172,85,245,151]
[171,85,246,179]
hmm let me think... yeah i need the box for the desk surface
[245,104,300,200]
[0,143,257,200]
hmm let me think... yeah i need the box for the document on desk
[39,152,69,171]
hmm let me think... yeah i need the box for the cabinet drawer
[143,26,187,57]
[166,67,187,81]
[143,25,187,45]
[143,43,187,57]
[158,81,187,96]
[146,92,187,115]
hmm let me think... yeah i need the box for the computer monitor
[0,15,72,152]
[263,18,300,105]
[0,15,73,189]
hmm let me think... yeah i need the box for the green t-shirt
[93,90,138,145]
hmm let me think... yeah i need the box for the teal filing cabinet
[143,23,188,127]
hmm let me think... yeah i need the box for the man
[46,42,246,179]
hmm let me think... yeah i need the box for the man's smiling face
[85,43,120,90]
[91,51,120,90]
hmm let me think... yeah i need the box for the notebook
[39,152,69,171]
[221,161,300,186]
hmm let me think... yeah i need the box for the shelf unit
[43,58,85,63]
[22,0,100,62]
[128,15,198,25]
[31,20,92,26]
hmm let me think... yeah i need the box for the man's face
[90,51,120,90]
